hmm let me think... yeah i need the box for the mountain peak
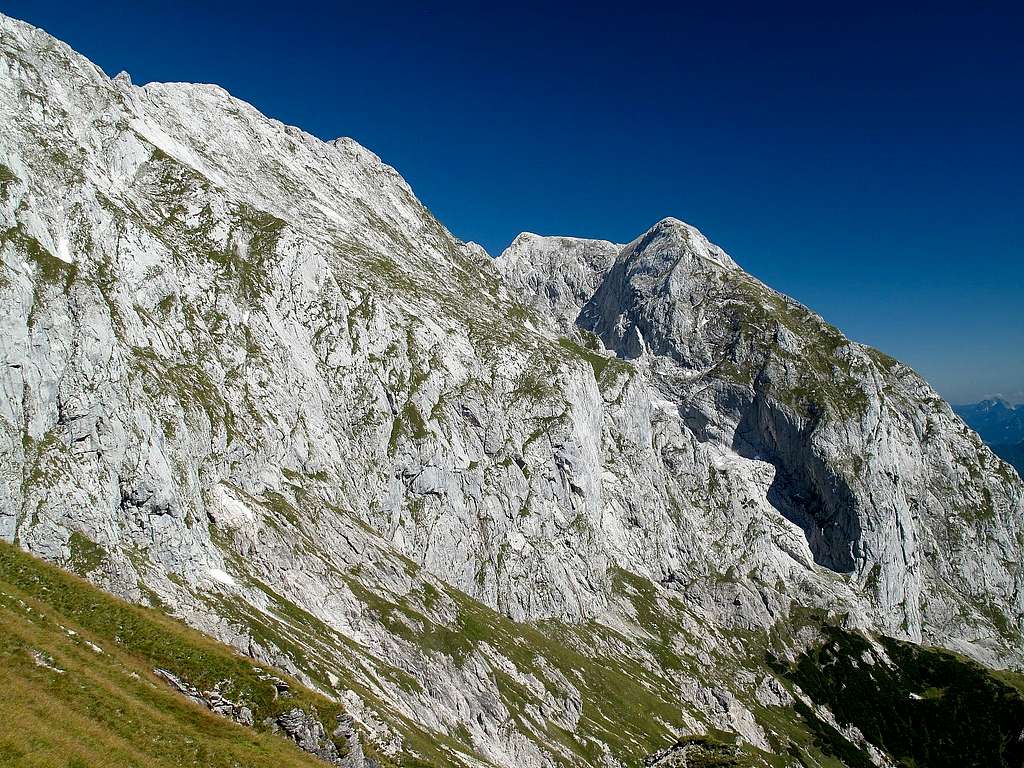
[504,230,619,249]
[494,232,621,332]
[616,216,739,280]
[955,398,1024,449]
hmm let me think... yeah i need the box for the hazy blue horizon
[5,1,1022,404]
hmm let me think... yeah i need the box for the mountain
[955,398,1024,445]
[1,11,1023,767]
[955,399,1024,475]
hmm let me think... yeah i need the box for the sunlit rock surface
[1,12,1021,767]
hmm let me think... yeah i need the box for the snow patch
[208,568,236,587]
[55,235,75,264]
[652,398,678,413]
[209,484,257,529]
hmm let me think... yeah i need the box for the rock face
[643,736,743,767]
[499,217,1024,656]
[272,708,354,766]
[153,663,363,765]
[150,668,364,765]
[155,667,256,727]
[1,11,1022,768]
[493,232,621,332]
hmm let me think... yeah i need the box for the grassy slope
[5,534,1022,768]
[0,540,346,768]
[0,531,832,768]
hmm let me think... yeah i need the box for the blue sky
[5,1,1022,403]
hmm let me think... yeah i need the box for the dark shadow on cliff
[730,394,860,573]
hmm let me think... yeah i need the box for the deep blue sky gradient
[4,1,1022,402]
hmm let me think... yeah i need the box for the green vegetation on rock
[770,625,1024,768]
[0,162,18,199]
[2,224,78,290]
[557,336,633,387]
[65,531,108,575]
[718,274,870,421]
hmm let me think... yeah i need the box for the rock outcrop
[155,667,256,727]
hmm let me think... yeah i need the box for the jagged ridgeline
[1,10,1023,768]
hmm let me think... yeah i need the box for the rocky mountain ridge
[1,11,1022,767]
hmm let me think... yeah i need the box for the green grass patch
[65,532,108,576]
[2,224,78,290]
[0,540,348,768]
[0,163,18,200]
[557,337,632,385]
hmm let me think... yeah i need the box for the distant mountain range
[955,399,1024,475]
